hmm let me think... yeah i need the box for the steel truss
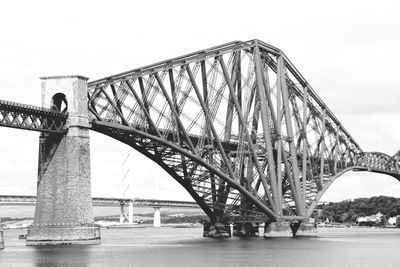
[0,100,67,133]
[87,39,400,222]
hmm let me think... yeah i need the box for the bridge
[1,39,399,247]
[0,195,198,208]
[0,195,199,228]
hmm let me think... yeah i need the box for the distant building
[356,213,383,226]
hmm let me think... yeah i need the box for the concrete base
[203,222,231,238]
[26,225,101,246]
[264,222,293,237]
[294,222,317,237]
[233,223,260,237]
[0,227,4,249]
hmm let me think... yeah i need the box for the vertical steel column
[259,54,300,213]
[277,53,304,215]
[168,69,188,179]
[200,60,217,206]
[253,46,280,212]
[319,108,327,187]
[275,64,283,216]
[220,55,278,209]
[302,85,308,208]
[334,128,339,174]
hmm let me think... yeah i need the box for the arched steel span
[1,39,400,223]
[285,150,400,218]
[86,39,400,223]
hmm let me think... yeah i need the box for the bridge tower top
[40,75,89,129]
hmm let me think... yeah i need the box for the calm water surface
[1,226,400,266]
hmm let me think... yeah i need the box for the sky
[1,0,400,218]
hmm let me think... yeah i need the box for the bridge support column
[27,76,100,246]
[120,203,125,223]
[128,201,134,224]
[0,226,4,249]
[153,206,161,228]
[203,222,231,238]
[264,221,293,238]
[232,222,259,237]
[292,221,318,237]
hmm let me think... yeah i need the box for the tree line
[317,195,400,223]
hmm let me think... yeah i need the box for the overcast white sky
[1,0,400,215]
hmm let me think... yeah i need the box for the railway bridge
[0,195,199,228]
[1,39,399,247]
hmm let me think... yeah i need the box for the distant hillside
[317,196,400,223]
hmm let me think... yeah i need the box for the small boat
[18,234,27,240]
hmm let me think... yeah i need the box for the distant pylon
[121,153,135,224]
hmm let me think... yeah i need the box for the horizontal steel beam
[0,100,67,133]
[0,195,200,208]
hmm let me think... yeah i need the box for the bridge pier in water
[119,200,134,224]
[153,206,161,228]
[0,226,4,249]
[264,221,317,238]
[232,222,260,237]
[203,220,317,238]
[27,76,100,246]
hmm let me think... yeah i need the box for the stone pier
[264,220,318,237]
[153,206,161,228]
[264,221,293,237]
[293,222,318,237]
[26,76,100,246]
[203,222,231,238]
[0,227,4,249]
[233,222,260,237]
[119,203,125,224]
[128,201,134,224]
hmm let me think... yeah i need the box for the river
[1,226,400,266]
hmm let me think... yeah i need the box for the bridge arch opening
[51,93,68,113]
[89,131,198,200]
[320,171,400,203]
[89,131,209,222]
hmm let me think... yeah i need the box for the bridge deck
[0,195,200,208]
[0,100,67,133]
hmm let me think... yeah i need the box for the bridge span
[0,195,200,229]
[1,39,400,247]
[0,195,199,208]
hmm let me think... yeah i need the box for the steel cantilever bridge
[1,39,400,227]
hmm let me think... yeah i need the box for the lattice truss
[0,100,67,133]
[87,40,400,222]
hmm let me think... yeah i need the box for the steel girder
[0,195,199,208]
[0,100,67,133]
[88,39,399,222]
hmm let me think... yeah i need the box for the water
[1,226,400,266]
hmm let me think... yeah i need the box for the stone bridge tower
[27,76,100,245]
